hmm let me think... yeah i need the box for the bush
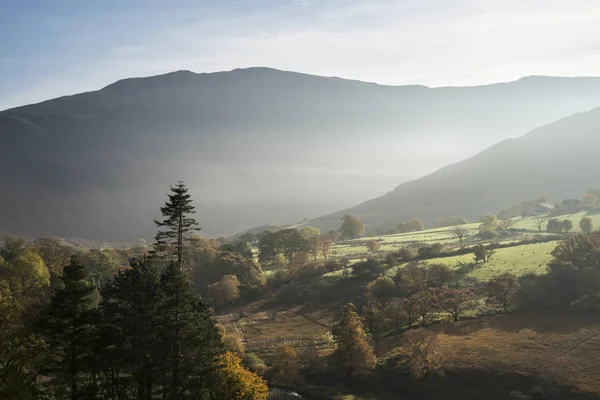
[324,259,342,272]
[478,228,499,240]
[243,353,268,376]
[223,334,245,355]
[417,243,444,259]
[352,258,384,278]
[366,276,397,300]
[393,247,413,262]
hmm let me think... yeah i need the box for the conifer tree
[41,257,98,400]
[95,258,163,399]
[154,181,200,271]
[158,263,223,398]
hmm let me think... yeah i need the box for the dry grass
[430,312,600,395]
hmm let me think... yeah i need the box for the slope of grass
[421,241,558,280]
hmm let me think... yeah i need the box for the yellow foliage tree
[213,352,269,400]
[270,344,301,387]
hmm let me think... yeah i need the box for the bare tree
[450,225,469,243]
[532,214,549,232]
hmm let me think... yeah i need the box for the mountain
[3,67,600,242]
[309,106,600,231]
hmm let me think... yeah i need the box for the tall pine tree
[154,181,200,271]
[41,257,98,400]
[331,303,376,376]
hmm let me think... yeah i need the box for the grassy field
[424,241,558,280]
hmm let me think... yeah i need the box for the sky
[2,0,600,110]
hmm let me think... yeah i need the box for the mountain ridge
[3,68,600,242]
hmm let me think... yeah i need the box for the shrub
[417,243,444,259]
[243,353,268,376]
[352,258,384,278]
[478,228,499,240]
[366,276,397,300]
[223,334,245,355]
[580,217,594,233]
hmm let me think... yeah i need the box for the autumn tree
[220,240,254,260]
[212,352,269,400]
[208,274,241,306]
[364,239,381,253]
[384,298,408,336]
[432,287,475,323]
[154,181,200,271]
[270,344,301,387]
[486,273,519,312]
[331,303,376,376]
[411,290,437,325]
[401,329,444,378]
[339,215,365,240]
[580,217,594,233]
[318,235,334,259]
[366,276,397,301]
[361,297,385,348]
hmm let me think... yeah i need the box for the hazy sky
[2,0,600,110]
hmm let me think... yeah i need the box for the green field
[425,240,558,280]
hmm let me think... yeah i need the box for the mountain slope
[309,107,600,231]
[3,68,600,241]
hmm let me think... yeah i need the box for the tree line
[0,181,269,399]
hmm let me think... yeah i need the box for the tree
[154,181,200,271]
[34,238,73,277]
[270,344,301,387]
[325,230,341,243]
[406,218,425,232]
[96,258,163,399]
[279,229,309,263]
[366,276,397,300]
[450,225,469,243]
[562,219,574,233]
[257,231,280,266]
[401,329,444,378]
[532,214,549,232]
[339,215,365,240]
[411,290,437,325]
[547,218,563,233]
[432,287,475,323]
[473,245,493,264]
[220,241,253,260]
[384,298,408,335]
[212,352,269,400]
[331,303,376,376]
[208,275,240,306]
[580,217,594,233]
[479,215,498,231]
[361,297,385,348]
[396,221,407,233]
[364,239,381,253]
[582,193,598,206]
[158,263,223,398]
[318,235,334,259]
[486,273,519,312]
[41,257,99,400]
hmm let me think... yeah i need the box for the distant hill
[3,67,600,242]
[309,107,600,231]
